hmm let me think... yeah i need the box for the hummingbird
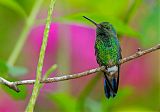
[83,16,122,99]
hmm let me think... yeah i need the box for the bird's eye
[106,27,110,30]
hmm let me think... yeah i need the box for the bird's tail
[104,65,120,98]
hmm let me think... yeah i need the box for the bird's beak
[83,16,101,28]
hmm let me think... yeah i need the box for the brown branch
[0,44,159,92]
[0,77,20,92]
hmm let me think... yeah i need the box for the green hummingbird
[83,16,122,98]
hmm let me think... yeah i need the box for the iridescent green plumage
[95,22,121,66]
[83,16,122,99]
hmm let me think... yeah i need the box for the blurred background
[0,0,159,112]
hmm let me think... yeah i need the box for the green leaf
[48,93,76,112]
[0,0,27,17]
[1,84,27,100]
[57,13,140,37]
[7,65,28,77]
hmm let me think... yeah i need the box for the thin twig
[0,44,159,92]
[0,77,20,92]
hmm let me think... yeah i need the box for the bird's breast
[95,38,119,66]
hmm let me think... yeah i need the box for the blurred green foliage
[0,0,35,59]
[48,93,76,112]
[0,60,8,76]
[63,0,130,17]
[0,60,27,78]
[139,3,159,47]
[1,85,27,100]
[0,0,27,17]
[58,13,140,37]
[7,65,27,77]
[0,60,27,99]
[0,0,45,101]
[57,0,143,38]
[15,0,35,15]
[59,0,159,48]
[47,87,132,112]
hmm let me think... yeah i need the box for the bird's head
[83,16,116,36]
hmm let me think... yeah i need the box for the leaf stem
[39,64,57,88]
[25,0,56,111]
[43,64,58,80]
